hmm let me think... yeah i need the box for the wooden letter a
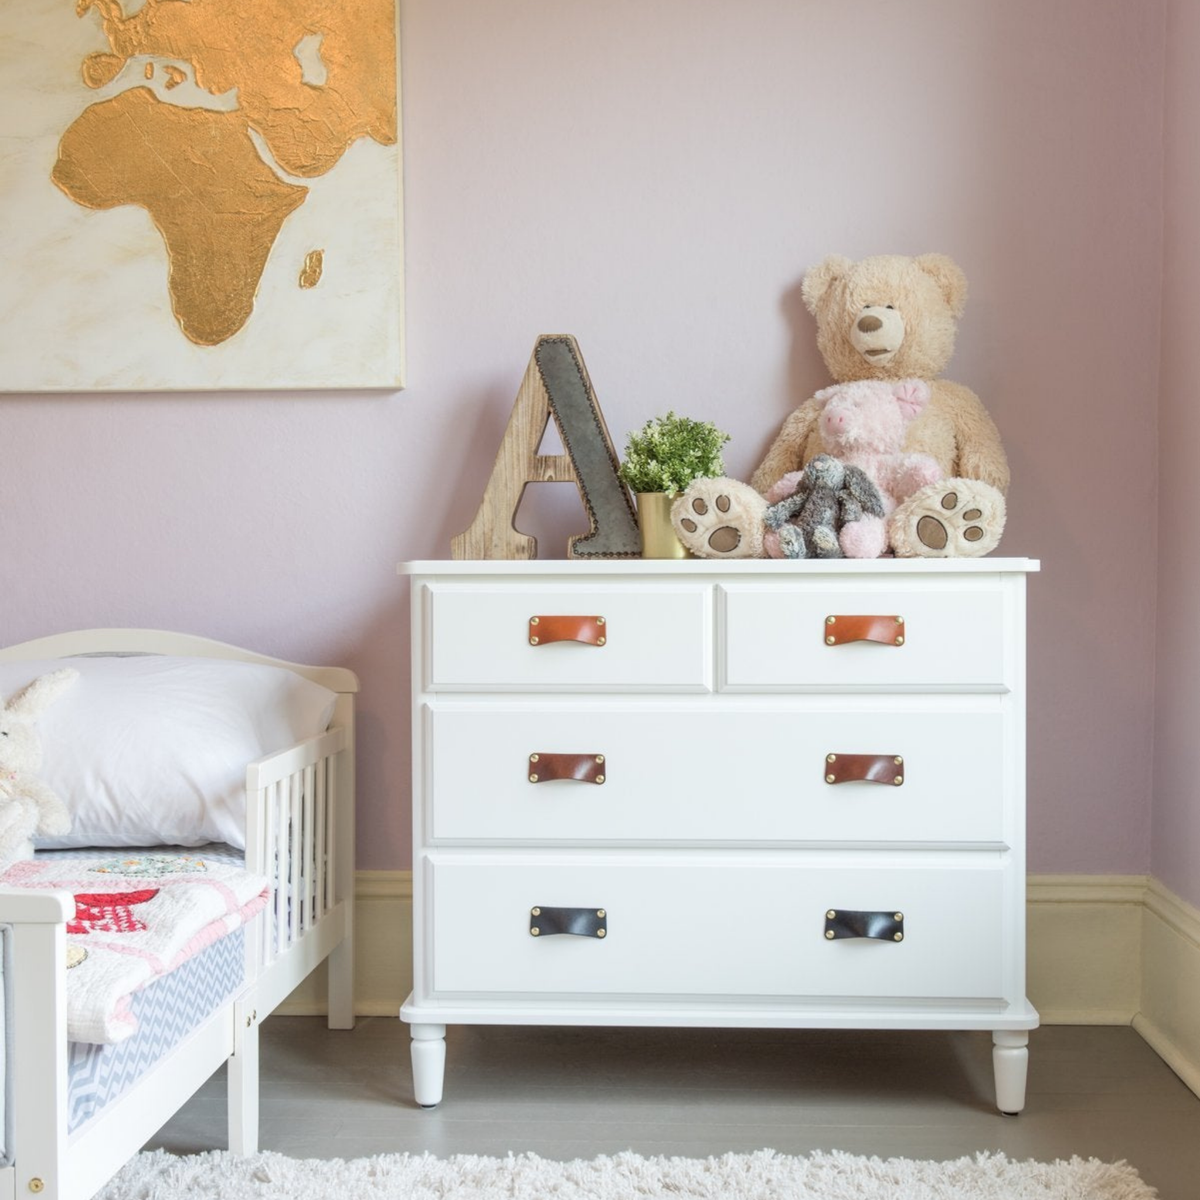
[451,335,641,560]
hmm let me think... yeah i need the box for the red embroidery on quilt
[68,888,159,936]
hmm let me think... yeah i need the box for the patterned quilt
[0,851,268,1044]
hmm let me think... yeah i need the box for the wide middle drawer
[423,703,1008,845]
[421,582,711,692]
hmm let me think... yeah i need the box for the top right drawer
[719,580,1012,692]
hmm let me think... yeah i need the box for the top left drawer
[420,583,712,692]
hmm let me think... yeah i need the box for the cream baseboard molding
[1132,877,1200,1098]
[281,870,1168,1026]
[1025,874,1147,1024]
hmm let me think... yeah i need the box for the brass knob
[29,1182,44,1194]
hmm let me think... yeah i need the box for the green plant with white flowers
[618,411,731,497]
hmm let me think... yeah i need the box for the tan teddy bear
[750,253,1008,556]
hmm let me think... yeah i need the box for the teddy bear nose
[857,314,883,333]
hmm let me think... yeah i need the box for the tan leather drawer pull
[824,614,905,646]
[824,753,904,786]
[529,615,607,646]
[528,753,606,784]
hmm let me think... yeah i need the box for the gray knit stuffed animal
[763,454,885,559]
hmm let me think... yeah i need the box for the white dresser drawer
[425,853,1010,1003]
[423,703,1008,846]
[720,581,1008,692]
[422,583,711,692]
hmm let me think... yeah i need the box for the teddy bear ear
[801,255,853,315]
[914,254,968,317]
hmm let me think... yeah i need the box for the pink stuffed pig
[813,379,943,557]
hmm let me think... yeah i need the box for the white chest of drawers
[399,558,1040,1113]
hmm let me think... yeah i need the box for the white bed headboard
[0,629,359,697]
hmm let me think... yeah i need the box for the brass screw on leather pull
[596,776,605,784]
[894,913,903,921]
[529,616,540,646]
[894,932,904,942]
[530,927,540,935]
[826,910,837,919]
[529,774,539,782]
[825,930,835,939]
[597,909,606,918]
[597,929,606,938]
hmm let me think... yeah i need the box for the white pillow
[0,655,339,850]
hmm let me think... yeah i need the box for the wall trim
[276,869,1200,1100]
[1133,876,1200,1099]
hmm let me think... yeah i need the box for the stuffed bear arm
[750,401,823,496]
[938,381,1011,494]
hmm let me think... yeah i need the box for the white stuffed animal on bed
[0,667,79,867]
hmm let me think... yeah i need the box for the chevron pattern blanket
[1,851,268,1044]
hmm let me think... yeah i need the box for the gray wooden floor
[147,1018,1200,1199]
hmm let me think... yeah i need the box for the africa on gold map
[52,0,398,347]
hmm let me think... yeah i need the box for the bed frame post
[3,891,72,1200]
[228,998,260,1155]
[327,692,356,1030]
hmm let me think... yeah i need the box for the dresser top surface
[399,557,1040,577]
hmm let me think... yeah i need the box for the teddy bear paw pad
[679,493,741,553]
[671,478,766,558]
[890,480,1005,558]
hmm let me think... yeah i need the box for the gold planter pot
[636,492,692,559]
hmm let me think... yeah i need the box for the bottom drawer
[424,854,1014,1004]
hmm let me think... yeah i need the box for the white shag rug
[96,1147,1157,1199]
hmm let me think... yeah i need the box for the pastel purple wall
[1155,0,1200,907]
[0,1,1167,876]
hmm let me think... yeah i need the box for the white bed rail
[244,726,353,1022]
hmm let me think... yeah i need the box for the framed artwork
[0,0,404,392]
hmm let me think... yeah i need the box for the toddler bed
[0,629,358,1200]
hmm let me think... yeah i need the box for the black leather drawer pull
[529,906,607,938]
[824,909,904,942]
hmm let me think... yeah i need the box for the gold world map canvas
[0,0,404,392]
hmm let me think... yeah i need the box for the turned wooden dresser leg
[992,1029,1030,1114]
[410,1023,447,1108]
